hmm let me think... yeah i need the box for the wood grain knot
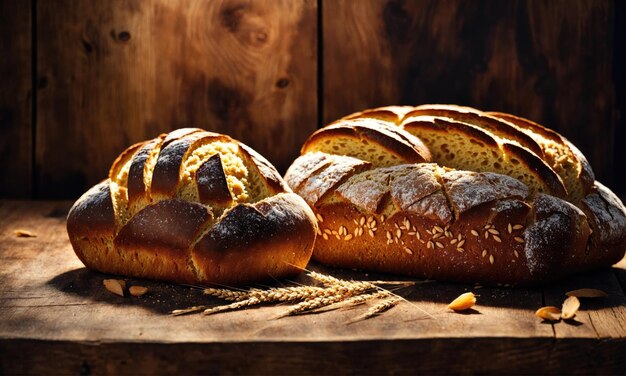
[117,31,131,42]
[383,0,411,43]
[81,39,93,54]
[276,78,290,89]
[206,78,252,122]
[220,4,247,32]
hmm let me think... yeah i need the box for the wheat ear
[203,288,250,301]
[348,296,402,323]
[203,297,261,316]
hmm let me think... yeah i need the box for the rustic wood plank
[36,0,317,199]
[543,266,626,339]
[0,200,552,343]
[1,201,625,374]
[323,0,621,195]
[2,338,626,375]
[0,0,32,198]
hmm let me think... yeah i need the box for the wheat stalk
[171,271,422,321]
[171,305,210,316]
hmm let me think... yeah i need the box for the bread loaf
[286,106,626,285]
[67,129,317,286]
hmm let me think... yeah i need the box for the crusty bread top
[408,105,545,157]
[342,104,591,202]
[488,112,594,202]
[400,116,567,198]
[302,118,431,167]
[107,129,291,234]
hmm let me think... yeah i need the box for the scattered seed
[484,231,489,239]
[489,255,494,264]
[404,247,413,255]
[514,250,519,258]
[324,229,332,234]
[514,237,524,243]
[316,213,324,223]
[471,230,479,236]
[427,241,434,249]
[488,228,500,235]
[507,223,512,234]
[14,229,36,238]
[566,289,608,298]
[456,248,464,252]
[103,279,124,297]
[450,239,458,245]
[360,217,366,226]
[130,286,148,297]
[493,235,502,243]
[434,226,444,233]
[457,239,465,247]
[386,231,392,240]
[345,234,353,241]
[447,292,476,311]
[482,250,487,258]
[513,224,523,230]
[396,229,402,238]
[435,242,444,249]
[322,233,329,240]
[368,229,374,237]
[536,306,561,321]
[561,296,580,319]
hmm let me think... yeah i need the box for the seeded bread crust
[286,106,626,285]
[67,130,317,286]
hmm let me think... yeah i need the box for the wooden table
[1,200,625,375]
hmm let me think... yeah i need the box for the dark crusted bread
[286,106,626,285]
[68,129,317,286]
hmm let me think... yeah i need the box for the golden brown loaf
[67,129,317,286]
[285,106,626,285]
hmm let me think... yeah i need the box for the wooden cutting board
[1,200,625,374]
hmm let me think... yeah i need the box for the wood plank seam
[31,0,37,200]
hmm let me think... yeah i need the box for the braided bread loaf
[67,129,317,286]
[285,105,626,285]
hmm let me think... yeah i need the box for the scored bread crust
[287,105,626,285]
[67,130,317,286]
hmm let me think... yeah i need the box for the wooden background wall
[1,0,624,199]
